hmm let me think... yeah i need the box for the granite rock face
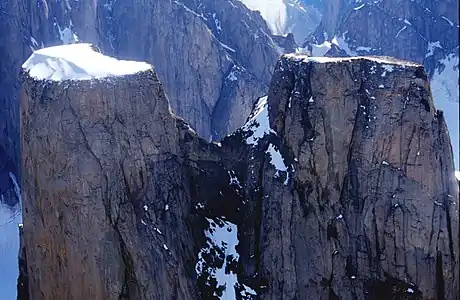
[301,0,459,174]
[0,0,279,205]
[20,53,458,299]
[20,67,217,299]
[253,55,459,299]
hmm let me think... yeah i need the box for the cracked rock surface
[1,0,278,204]
[19,54,458,299]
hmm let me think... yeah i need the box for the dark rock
[272,33,297,53]
[17,224,28,300]
[19,52,459,299]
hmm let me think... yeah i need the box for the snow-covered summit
[284,53,421,67]
[22,43,151,81]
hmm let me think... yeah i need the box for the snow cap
[22,43,151,81]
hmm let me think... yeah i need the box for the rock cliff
[19,45,458,299]
[251,54,459,299]
[300,0,459,170]
[0,0,279,205]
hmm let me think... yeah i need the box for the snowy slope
[22,43,151,81]
[0,205,21,300]
[429,53,459,170]
[0,173,22,300]
[239,0,288,35]
[239,0,321,40]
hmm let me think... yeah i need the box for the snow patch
[266,144,289,184]
[196,217,256,299]
[403,19,412,25]
[56,22,79,45]
[441,16,454,27]
[226,66,239,81]
[212,13,223,33]
[284,54,418,67]
[426,41,443,58]
[228,171,243,189]
[356,46,372,52]
[331,32,356,56]
[22,43,151,81]
[242,96,275,145]
[395,26,407,38]
[310,40,332,57]
[173,1,207,20]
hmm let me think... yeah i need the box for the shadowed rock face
[19,54,458,299]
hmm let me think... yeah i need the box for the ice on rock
[22,43,151,81]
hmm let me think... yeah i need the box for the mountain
[300,0,459,170]
[0,0,280,207]
[17,44,458,299]
[238,0,322,41]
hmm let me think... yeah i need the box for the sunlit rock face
[301,0,459,171]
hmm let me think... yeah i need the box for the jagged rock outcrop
[1,0,279,205]
[20,49,458,300]
[247,55,459,299]
[272,33,298,53]
[301,0,459,177]
[304,0,459,66]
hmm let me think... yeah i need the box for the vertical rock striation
[19,49,458,299]
[1,0,279,205]
[20,64,205,299]
[248,54,459,299]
